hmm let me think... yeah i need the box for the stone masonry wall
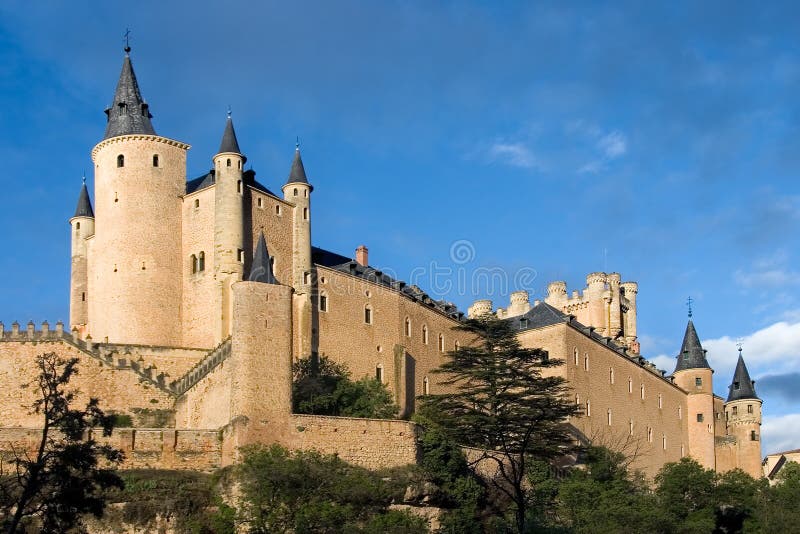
[181,186,217,348]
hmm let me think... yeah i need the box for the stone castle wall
[181,186,217,348]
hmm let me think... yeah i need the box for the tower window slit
[198,251,205,271]
[117,154,124,167]
[153,154,159,167]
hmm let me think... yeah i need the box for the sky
[0,1,798,456]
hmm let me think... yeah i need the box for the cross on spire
[686,296,693,318]
[736,338,744,355]
[296,136,300,150]
[123,28,131,54]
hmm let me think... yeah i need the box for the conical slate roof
[673,320,711,373]
[218,115,242,155]
[74,181,94,218]
[286,147,309,185]
[727,352,759,402]
[103,51,156,139]
[248,232,277,284]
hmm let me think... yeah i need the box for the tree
[419,315,580,533]
[654,458,717,533]
[292,355,398,419]
[0,352,124,533]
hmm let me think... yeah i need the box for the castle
[0,48,763,479]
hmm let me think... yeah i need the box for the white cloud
[761,413,800,455]
[734,268,798,288]
[487,142,538,169]
[650,354,675,374]
[703,320,800,379]
[598,131,627,159]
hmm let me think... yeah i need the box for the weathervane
[227,105,232,118]
[686,296,693,318]
[296,136,300,150]
[123,28,131,54]
[736,338,744,355]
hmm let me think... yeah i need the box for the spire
[103,47,156,140]
[286,142,310,186]
[73,179,94,218]
[673,319,711,373]
[248,232,277,284]
[727,349,759,402]
[217,111,244,158]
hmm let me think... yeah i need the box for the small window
[696,413,704,422]
[662,435,667,450]
[404,317,411,337]
[438,334,444,352]
[276,205,281,216]
[237,249,244,262]
[750,430,757,441]
[747,404,753,414]
[454,341,460,351]
[658,394,663,409]
[732,406,738,416]
[141,262,146,271]
[319,293,328,312]
[423,376,430,396]
[304,189,308,197]
[117,154,124,167]
[303,272,310,285]
[679,406,682,419]
[194,198,200,208]
[114,192,119,203]
[648,427,653,443]
[576,393,580,406]
[520,317,528,329]
[586,399,591,417]
[198,251,205,272]
[609,367,614,384]
[573,348,579,366]
[81,292,86,302]
[375,365,383,383]
[237,180,243,194]
[734,381,740,390]
[584,353,589,371]
[303,207,308,220]
[695,377,702,387]
[293,188,298,196]
[191,254,198,274]
[226,158,231,167]
[628,378,633,394]
[681,444,685,457]
[629,419,634,435]
[75,222,80,231]
[422,325,428,344]
[640,385,645,400]
[607,408,612,426]
[153,154,159,167]
[258,197,263,208]
[364,305,372,325]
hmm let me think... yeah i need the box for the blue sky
[0,1,798,456]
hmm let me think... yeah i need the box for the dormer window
[733,381,740,390]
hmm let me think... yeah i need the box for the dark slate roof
[185,169,276,196]
[727,352,759,402]
[74,182,94,218]
[312,246,463,320]
[286,148,310,186]
[249,232,278,284]
[103,53,156,140]
[673,320,711,373]
[218,115,243,157]
[511,302,570,330]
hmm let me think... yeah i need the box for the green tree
[758,461,800,533]
[654,458,717,533]
[0,352,124,533]
[292,355,398,419]
[419,315,579,533]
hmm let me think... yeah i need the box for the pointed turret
[74,180,94,218]
[103,48,156,139]
[286,145,311,189]
[727,351,759,402]
[673,320,711,373]
[218,113,244,159]
[248,232,277,284]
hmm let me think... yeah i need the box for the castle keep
[0,49,762,478]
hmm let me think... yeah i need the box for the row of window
[116,154,159,168]
[190,252,206,273]
[576,396,672,450]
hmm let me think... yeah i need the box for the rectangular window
[751,430,757,441]
[695,377,702,387]
[375,366,383,382]
[747,404,753,414]
[732,406,738,416]
[319,294,328,312]
[237,249,244,262]
[696,413,704,422]
[364,307,372,324]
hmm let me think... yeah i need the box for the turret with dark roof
[727,350,760,402]
[285,145,312,190]
[217,113,245,161]
[248,232,278,284]
[73,180,94,218]
[673,320,712,373]
[103,48,156,140]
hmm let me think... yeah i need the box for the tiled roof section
[249,232,277,284]
[313,247,464,320]
[218,115,242,156]
[727,353,760,402]
[185,169,275,196]
[286,148,309,185]
[511,302,569,329]
[103,53,156,139]
[673,320,711,373]
[74,182,94,218]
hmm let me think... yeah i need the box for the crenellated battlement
[170,338,232,395]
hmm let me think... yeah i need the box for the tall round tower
[282,145,313,357]
[723,349,762,478]
[89,47,189,346]
[69,179,95,335]
[213,113,246,343]
[672,318,716,470]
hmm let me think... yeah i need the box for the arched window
[454,341,460,351]
[658,394,663,409]
[293,188,298,196]
[573,348,579,366]
[586,399,591,417]
[584,353,589,371]
[609,367,614,384]
[640,385,645,400]
[681,444,685,457]
[194,198,200,208]
[629,419,634,435]
[117,154,124,167]
[679,406,682,419]
[304,189,308,197]
[662,435,667,450]
[375,364,383,383]
[75,222,80,234]
[438,334,444,352]
[190,254,198,274]
[628,377,633,393]
[198,251,205,272]
[422,325,428,344]
[607,408,612,426]
[226,158,231,167]
[423,376,430,396]
[404,317,411,337]
[364,305,372,325]
[647,427,653,443]
[153,154,159,167]
[319,292,328,312]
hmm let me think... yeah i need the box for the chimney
[356,245,369,267]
